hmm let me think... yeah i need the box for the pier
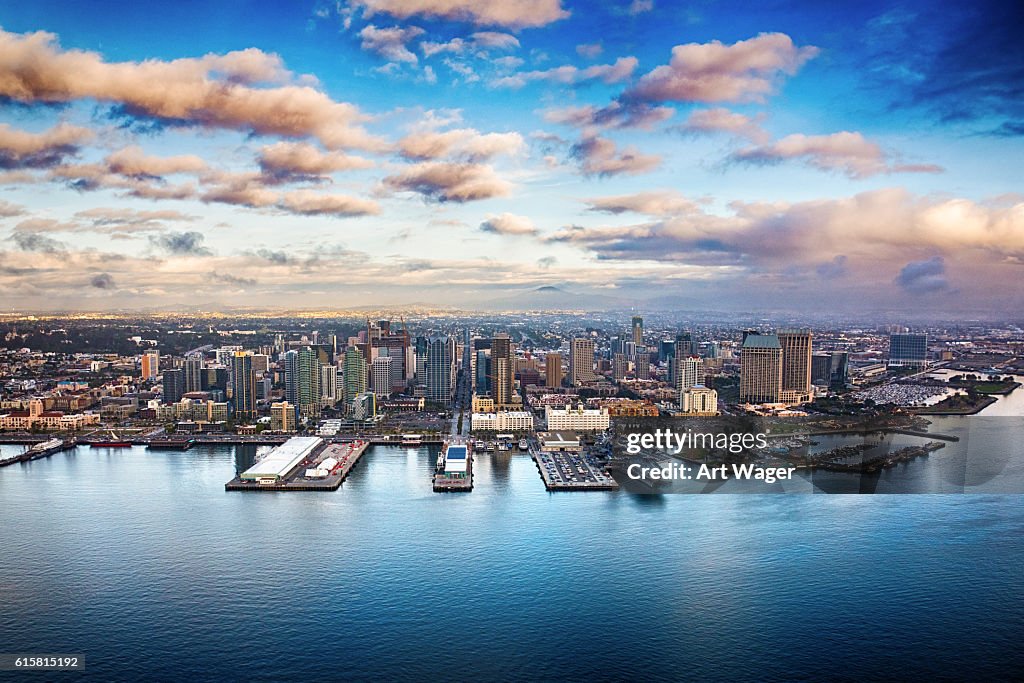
[532,449,619,491]
[225,439,370,491]
[0,438,76,467]
[433,441,473,492]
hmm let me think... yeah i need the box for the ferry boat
[402,433,423,446]
[518,438,529,451]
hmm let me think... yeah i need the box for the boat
[518,438,528,451]
[402,433,423,446]
[90,431,132,447]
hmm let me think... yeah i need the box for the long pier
[0,438,76,467]
[225,440,370,491]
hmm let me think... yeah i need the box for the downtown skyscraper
[425,335,455,406]
[230,351,256,422]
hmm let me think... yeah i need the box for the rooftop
[742,334,781,349]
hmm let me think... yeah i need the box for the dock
[147,437,195,450]
[433,441,473,492]
[225,439,369,491]
[0,438,76,467]
[532,449,619,491]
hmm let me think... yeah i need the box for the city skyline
[0,1,1022,314]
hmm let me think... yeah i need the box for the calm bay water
[2,442,1023,681]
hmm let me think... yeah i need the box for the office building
[739,335,782,404]
[570,338,595,386]
[183,355,204,393]
[545,352,563,388]
[613,353,629,382]
[631,316,643,345]
[471,411,534,432]
[425,335,455,405]
[490,334,515,408]
[778,329,812,404]
[141,349,160,380]
[372,356,393,398]
[680,386,719,415]
[889,333,928,367]
[162,368,184,405]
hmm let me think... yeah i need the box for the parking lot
[533,449,618,490]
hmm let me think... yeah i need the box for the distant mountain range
[483,285,632,311]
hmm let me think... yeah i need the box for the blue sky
[0,0,1022,314]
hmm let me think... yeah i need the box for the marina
[225,437,369,491]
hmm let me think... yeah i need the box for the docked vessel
[433,440,473,492]
[519,438,529,451]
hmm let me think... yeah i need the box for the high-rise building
[251,354,270,375]
[141,349,160,380]
[352,392,376,420]
[570,338,595,386]
[490,334,515,408]
[545,352,563,388]
[739,335,782,404]
[613,353,629,382]
[631,316,643,345]
[283,350,299,406]
[414,335,429,385]
[296,346,321,418]
[829,352,849,389]
[343,346,368,409]
[778,329,812,398]
[230,352,257,422]
[320,364,339,406]
[672,356,703,394]
[475,349,491,394]
[889,333,928,367]
[675,332,695,358]
[811,353,832,385]
[270,401,296,432]
[372,356,393,398]
[183,355,204,393]
[425,335,455,405]
[162,368,184,404]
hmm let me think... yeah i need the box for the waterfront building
[270,401,297,432]
[545,404,610,431]
[230,352,257,422]
[778,329,813,404]
[425,335,455,406]
[739,335,782,404]
[490,334,516,408]
[889,333,928,367]
[471,411,534,432]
